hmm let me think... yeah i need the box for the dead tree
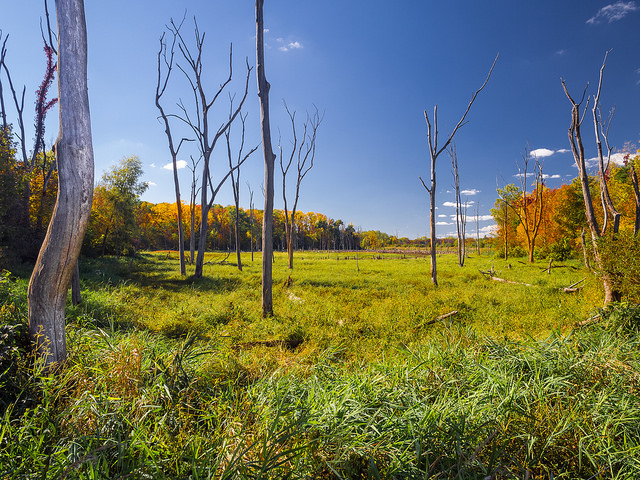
[474,202,480,255]
[592,56,620,235]
[501,148,545,263]
[226,110,259,271]
[561,51,620,304]
[188,154,201,264]
[279,101,322,270]
[247,182,255,261]
[163,18,252,279]
[449,142,466,266]
[420,54,497,286]
[629,159,640,235]
[155,22,194,276]
[256,0,276,317]
[28,0,94,367]
[0,31,7,129]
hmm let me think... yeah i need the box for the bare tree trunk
[248,183,255,261]
[188,155,200,264]
[279,103,321,270]
[475,202,480,255]
[421,55,497,286]
[155,28,190,275]
[630,164,640,235]
[257,0,275,317]
[450,143,464,267]
[503,201,508,260]
[28,0,93,367]
[561,52,620,304]
[226,113,257,272]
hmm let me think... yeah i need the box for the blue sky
[2,1,639,238]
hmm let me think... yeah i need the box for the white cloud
[513,172,537,179]
[461,188,480,196]
[436,221,452,226]
[264,28,270,33]
[450,212,492,223]
[479,224,498,235]
[147,181,157,187]
[556,149,569,154]
[587,1,637,24]
[585,152,628,168]
[438,214,448,218]
[163,160,188,170]
[542,174,561,179]
[555,49,566,56]
[279,41,303,52]
[150,163,156,168]
[443,200,475,208]
[530,148,555,158]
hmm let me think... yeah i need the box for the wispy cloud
[556,149,569,153]
[587,1,638,24]
[147,181,157,187]
[450,213,493,222]
[584,152,628,168]
[279,40,303,52]
[479,224,498,235]
[461,188,480,196]
[436,221,453,226]
[438,214,448,218]
[163,160,187,170]
[542,174,561,179]
[555,49,566,56]
[443,200,475,208]
[150,163,156,168]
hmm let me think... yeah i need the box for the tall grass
[1,252,638,478]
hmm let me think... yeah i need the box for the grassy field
[1,251,639,478]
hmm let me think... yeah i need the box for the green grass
[1,251,639,478]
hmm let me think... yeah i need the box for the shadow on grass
[81,254,241,294]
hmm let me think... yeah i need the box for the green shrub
[598,232,640,302]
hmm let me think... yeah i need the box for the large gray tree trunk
[256,0,275,317]
[28,0,94,367]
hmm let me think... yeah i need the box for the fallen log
[562,278,585,293]
[204,251,232,265]
[479,270,534,286]
[574,314,601,328]
[423,310,459,326]
[490,277,534,286]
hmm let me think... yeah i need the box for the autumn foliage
[492,152,640,261]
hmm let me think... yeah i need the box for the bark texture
[256,0,275,316]
[28,0,94,367]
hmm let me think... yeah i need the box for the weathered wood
[155,26,188,276]
[28,0,94,367]
[562,277,585,293]
[479,270,534,287]
[561,52,620,304]
[575,315,601,328]
[423,54,498,286]
[256,0,275,316]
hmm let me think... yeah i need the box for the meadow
[1,250,639,479]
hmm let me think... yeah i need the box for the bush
[598,232,640,302]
